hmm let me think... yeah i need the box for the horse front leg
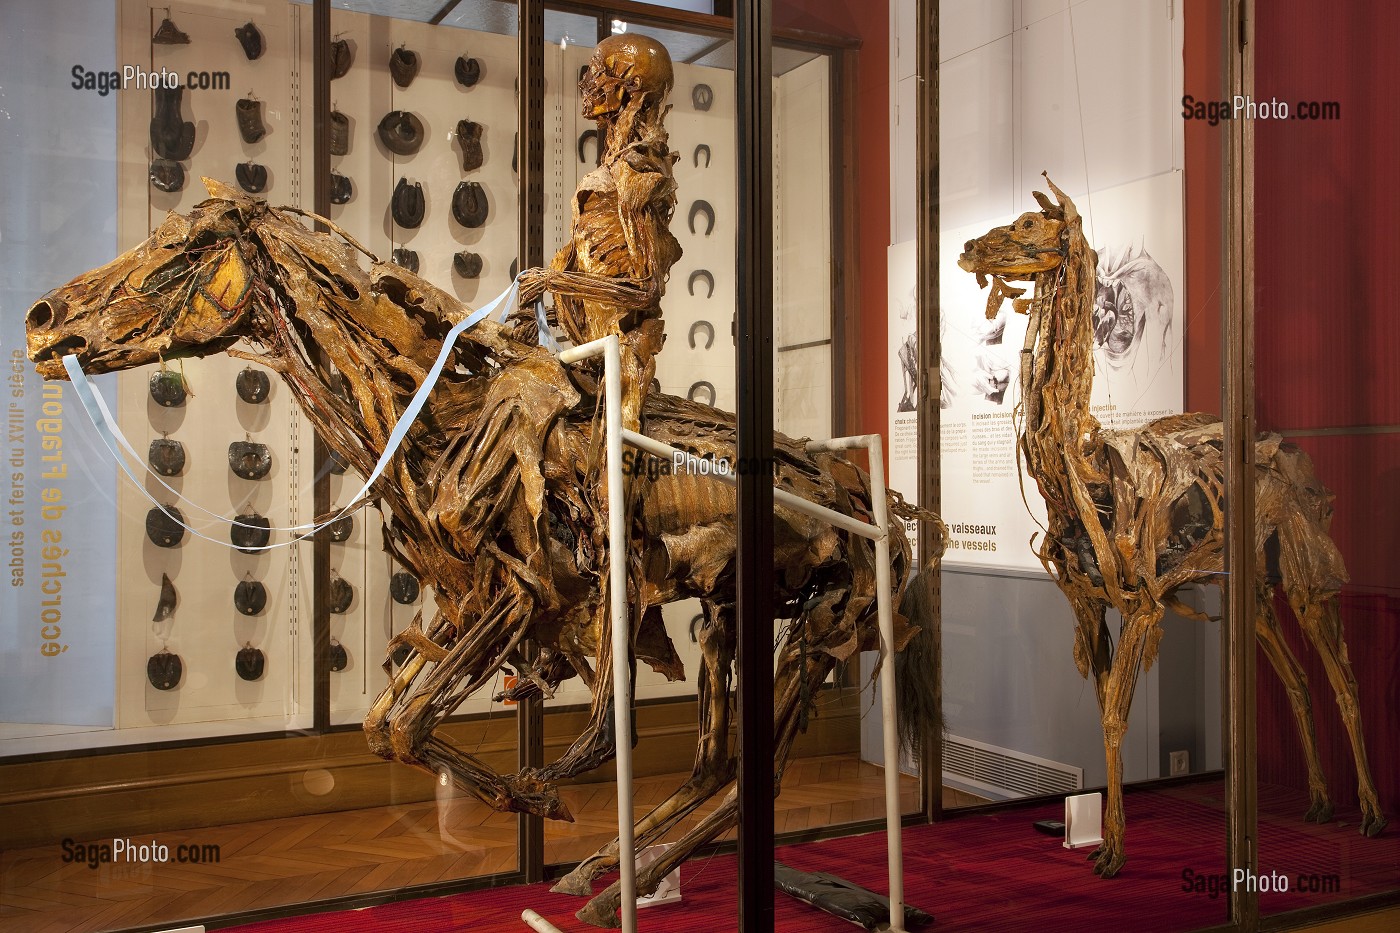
[363,591,573,822]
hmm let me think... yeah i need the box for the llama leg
[553,601,737,896]
[1071,599,1113,708]
[1289,594,1387,836]
[1091,605,1157,878]
[1254,586,1332,822]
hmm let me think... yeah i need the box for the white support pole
[807,435,905,932]
[557,335,637,933]
[864,434,904,933]
[521,909,566,933]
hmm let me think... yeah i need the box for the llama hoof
[576,887,623,928]
[1361,811,1388,837]
[1091,845,1126,878]
[1305,798,1334,824]
[551,869,595,897]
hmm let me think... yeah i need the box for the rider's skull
[580,33,674,119]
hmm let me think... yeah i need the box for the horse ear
[201,176,244,200]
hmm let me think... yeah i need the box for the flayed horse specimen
[957,175,1385,878]
[27,37,943,928]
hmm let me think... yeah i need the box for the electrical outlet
[1170,750,1190,776]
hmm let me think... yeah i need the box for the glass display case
[0,1,1395,931]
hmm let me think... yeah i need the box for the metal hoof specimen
[146,506,186,548]
[236,161,268,194]
[236,366,270,403]
[687,380,716,406]
[578,128,600,165]
[147,650,183,690]
[231,513,271,553]
[235,21,264,61]
[693,143,711,168]
[456,119,484,172]
[392,177,425,228]
[452,181,489,228]
[688,319,714,349]
[330,38,352,79]
[687,268,714,298]
[378,111,425,156]
[329,173,353,205]
[148,438,185,476]
[237,98,267,145]
[229,440,272,480]
[688,199,715,236]
[390,47,420,88]
[149,159,185,193]
[153,574,178,622]
[236,645,266,681]
[391,248,418,274]
[455,55,481,88]
[691,83,713,111]
[329,111,349,156]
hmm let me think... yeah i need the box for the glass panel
[0,2,521,929]
[539,24,738,875]
[932,0,1231,927]
[1253,0,1400,920]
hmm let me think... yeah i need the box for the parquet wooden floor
[0,754,928,933]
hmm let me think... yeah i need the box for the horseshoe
[687,269,714,298]
[693,143,711,168]
[688,320,714,350]
[687,381,716,406]
[688,200,715,237]
[689,613,704,644]
[577,128,599,165]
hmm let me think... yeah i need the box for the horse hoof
[551,871,594,897]
[576,890,622,928]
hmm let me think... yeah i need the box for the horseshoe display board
[55,3,836,747]
[112,0,314,734]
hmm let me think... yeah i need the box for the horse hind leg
[573,621,829,928]
[1254,582,1332,822]
[1285,588,1387,836]
[552,599,737,897]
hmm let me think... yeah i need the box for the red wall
[1250,3,1400,813]
[775,0,891,442]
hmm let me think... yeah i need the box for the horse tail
[895,565,944,758]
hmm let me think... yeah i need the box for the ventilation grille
[942,734,1083,799]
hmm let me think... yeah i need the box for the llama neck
[1021,231,1101,497]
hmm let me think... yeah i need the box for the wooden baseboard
[0,690,860,849]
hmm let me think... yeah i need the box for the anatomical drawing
[1091,242,1174,389]
[958,175,1386,878]
[27,35,943,928]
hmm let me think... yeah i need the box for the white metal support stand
[525,338,906,933]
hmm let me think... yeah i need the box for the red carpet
[228,782,1398,932]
